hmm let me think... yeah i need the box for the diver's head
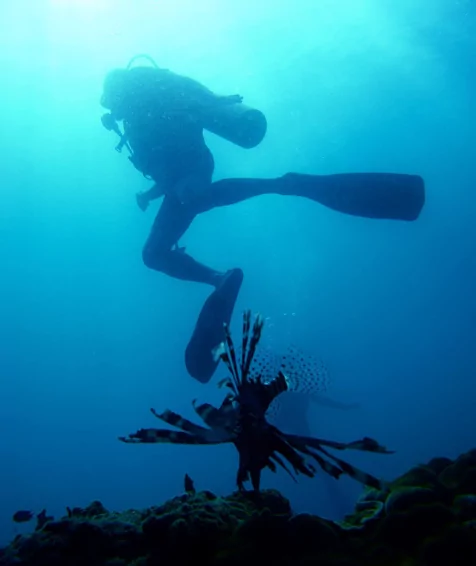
[100,68,130,117]
[101,56,159,118]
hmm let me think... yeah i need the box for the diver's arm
[136,184,164,211]
[170,73,243,110]
[145,183,164,200]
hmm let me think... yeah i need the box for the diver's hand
[222,94,243,105]
[136,191,150,211]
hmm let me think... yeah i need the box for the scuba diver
[100,55,425,384]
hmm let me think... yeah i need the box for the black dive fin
[287,172,425,221]
[185,268,244,383]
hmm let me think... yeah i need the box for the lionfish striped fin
[213,343,238,393]
[217,378,232,389]
[272,433,316,478]
[191,400,235,434]
[151,409,210,435]
[269,453,299,482]
[267,458,277,473]
[118,428,214,445]
[286,434,394,455]
[218,347,235,378]
[345,437,395,454]
[214,332,240,392]
[280,435,344,479]
[284,435,350,451]
[317,446,385,490]
[191,401,221,426]
[213,342,225,362]
[306,449,344,479]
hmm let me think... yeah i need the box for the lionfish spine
[224,323,241,388]
[241,310,251,376]
[215,333,239,391]
[243,314,264,379]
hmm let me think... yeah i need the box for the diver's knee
[142,244,167,271]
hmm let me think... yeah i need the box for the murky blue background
[1,0,475,545]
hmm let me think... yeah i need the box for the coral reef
[2,449,475,566]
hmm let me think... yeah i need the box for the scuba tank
[103,54,267,150]
[201,100,267,149]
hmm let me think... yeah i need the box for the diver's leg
[142,195,224,286]
[185,266,244,383]
[201,172,425,221]
[143,193,243,383]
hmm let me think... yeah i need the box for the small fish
[184,473,195,494]
[12,510,34,523]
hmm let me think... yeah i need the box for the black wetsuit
[105,66,425,287]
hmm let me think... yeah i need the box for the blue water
[0,0,475,545]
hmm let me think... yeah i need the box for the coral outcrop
[2,449,476,566]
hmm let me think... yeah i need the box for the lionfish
[119,311,393,492]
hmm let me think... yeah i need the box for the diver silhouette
[100,55,425,383]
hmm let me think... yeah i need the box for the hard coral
[439,449,476,494]
[1,448,475,566]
